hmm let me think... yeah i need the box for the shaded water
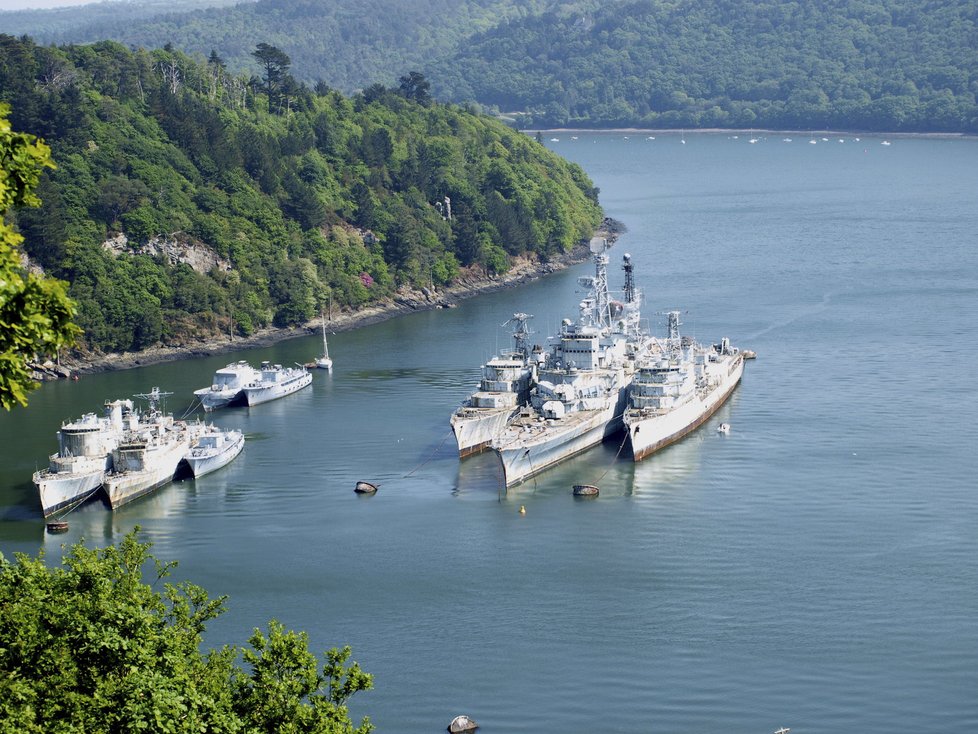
[2,132,977,733]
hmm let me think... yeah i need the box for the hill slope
[0,35,601,355]
[9,0,977,131]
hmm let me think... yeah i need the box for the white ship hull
[194,361,262,412]
[494,400,624,487]
[194,387,242,412]
[243,370,312,406]
[34,457,109,517]
[626,355,744,461]
[183,430,245,478]
[104,436,192,509]
[451,406,520,457]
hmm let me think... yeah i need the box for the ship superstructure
[451,313,541,457]
[491,238,654,486]
[624,311,745,461]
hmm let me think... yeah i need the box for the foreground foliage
[0,530,373,733]
[0,36,601,354]
[0,103,78,410]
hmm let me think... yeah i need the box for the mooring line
[402,431,453,478]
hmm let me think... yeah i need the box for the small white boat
[717,422,731,434]
[881,140,891,146]
[183,427,244,478]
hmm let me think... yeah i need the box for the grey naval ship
[624,310,746,461]
[34,398,139,517]
[103,388,202,509]
[491,238,656,487]
[451,313,541,457]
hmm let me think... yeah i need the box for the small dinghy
[572,484,599,497]
[448,715,478,733]
[354,481,378,494]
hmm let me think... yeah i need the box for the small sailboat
[315,310,333,371]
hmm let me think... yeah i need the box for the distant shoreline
[528,126,976,139]
[59,219,624,376]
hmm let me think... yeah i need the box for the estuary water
[2,132,977,733]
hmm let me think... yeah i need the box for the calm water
[2,132,977,733]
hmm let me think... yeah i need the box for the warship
[103,388,201,509]
[182,426,245,478]
[451,313,540,457]
[624,310,745,461]
[491,238,654,486]
[33,398,138,517]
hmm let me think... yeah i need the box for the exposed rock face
[102,233,231,274]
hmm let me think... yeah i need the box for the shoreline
[529,126,976,139]
[57,219,624,376]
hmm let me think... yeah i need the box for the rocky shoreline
[49,219,623,377]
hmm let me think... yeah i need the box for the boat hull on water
[35,460,109,517]
[104,433,193,509]
[194,361,262,412]
[451,314,538,457]
[243,363,312,406]
[624,315,747,461]
[33,399,137,517]
[495,397,625,487]
[182,428,245,478]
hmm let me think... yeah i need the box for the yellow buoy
[519,505,526,515]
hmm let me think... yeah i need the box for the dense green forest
[0,35,601,355]
[5,0,977,132]
[2,0,560,94]
[430,0,978,132]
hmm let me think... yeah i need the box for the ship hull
[494,402,623,487]
[104,440,190,509]
[243,372,312,406]
[452,407,519,458]
[626,355,744,461]
[195,388,245,412]
[183,431,245,478]
[34,463,106,517]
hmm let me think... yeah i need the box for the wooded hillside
[6,0,976,133]
[0,36,601,355]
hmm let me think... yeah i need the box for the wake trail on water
[743,290,835,341]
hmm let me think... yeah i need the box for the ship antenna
[622,253,636,304]
[587,237,611,327]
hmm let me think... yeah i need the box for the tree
[252,42,293,99]
[398,71,432,106]
[0,103,79,410]
[0,529,374,734]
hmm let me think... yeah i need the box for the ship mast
[504,312,533,359]
[622,253,636,303]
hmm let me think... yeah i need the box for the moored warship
[491,238,655,486]
[624,310,746,461]
[103,388,201,509]
[451,313,541,457]
[33,398,139,517]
